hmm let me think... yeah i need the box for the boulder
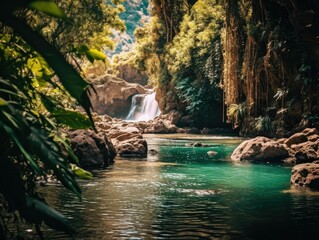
[291,161,319,188]
[115,63,148,86]
[295,149,318,164]
[207,150,218,157]
[284,132,308,147]
[302,128,318,137]
[89,74,147,117]
[69,130,116,169]
[144,119,178,133]
[164,110,181,125]
[231,136,289,162]
[116,138,148,157]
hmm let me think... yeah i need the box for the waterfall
[126,92,161,121]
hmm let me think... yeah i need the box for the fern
[254,115,274,137]
[227,103,246,128]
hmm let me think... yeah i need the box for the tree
[0,0,121,237]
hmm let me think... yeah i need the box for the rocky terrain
[231,128,319,189]
[89,74,148,118]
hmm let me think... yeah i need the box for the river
[36,134,319,239]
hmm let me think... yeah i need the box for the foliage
[227,103,247,129]
[0,0,104,237]
[28,0,125,54]
[164,0,224,127]
[123,0,226,128]
[254,115,274,137]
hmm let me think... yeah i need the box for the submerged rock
[148,149,158,155]
[207,150,218,157]
[231,136,289,162]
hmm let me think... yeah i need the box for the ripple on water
[36,135,319,239]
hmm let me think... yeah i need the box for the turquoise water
[38,134,319,239]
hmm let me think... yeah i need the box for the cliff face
[89,75,147,118]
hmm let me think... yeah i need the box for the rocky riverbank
[69,111,237,168]
[231,128,319,189]
[68,111,183,168]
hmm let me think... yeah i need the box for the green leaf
[28,1,66,19]
[25,197,75,234]
[0,15,95,128]
[40,94,57,112]
[52,109,92,129]
[27,126,81,198]
[85,49,106,63]
[0,97,8,106]
[53,135,79,164]
[0,119,42,175]
[70,164,93,180]
[41,95,93,129]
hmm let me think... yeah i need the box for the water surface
[38,134,319,239]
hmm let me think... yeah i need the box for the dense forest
[0,0,319,238]
[116,0,319,136]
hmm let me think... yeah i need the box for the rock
[231,136,289,162]
[89,74,147,117]
[115,132,142,142]
[308,134,319,142]
[184,127,201,134]
[116,138,148,157]
[148,149,158,155]
[69,130,116,169]
[120,126,140,134]
[185,142,212,147]
[302,128,318,137]
[295,149,318,164]
[193,142,203,147]
[284,132,308,147]
[144,119,178,133]
[165,110,181,125]
[207,150,218,156]
[201,128,236,135]
[291,161,319,188]
[115,63,148,86]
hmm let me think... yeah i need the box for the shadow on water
[36,134,319,239]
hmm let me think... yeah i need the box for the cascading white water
[126,92,161,121]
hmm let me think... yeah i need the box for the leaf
[28,1,66,19]
[70,164,93,180]
[52,109,92,129]
[0,119,42,175]
[0,97,8,106]
[85,49,106,63]
[41,91,93,129]
[25,197,75,234]
[53,135,79,164]
[0,15,95,127]
[27,126,81,198]
[0,159,27,210]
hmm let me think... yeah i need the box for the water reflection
[36,135,319,239]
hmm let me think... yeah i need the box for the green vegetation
[0,0,123,238]
[1,0,319,237]
[116,0,318,134]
